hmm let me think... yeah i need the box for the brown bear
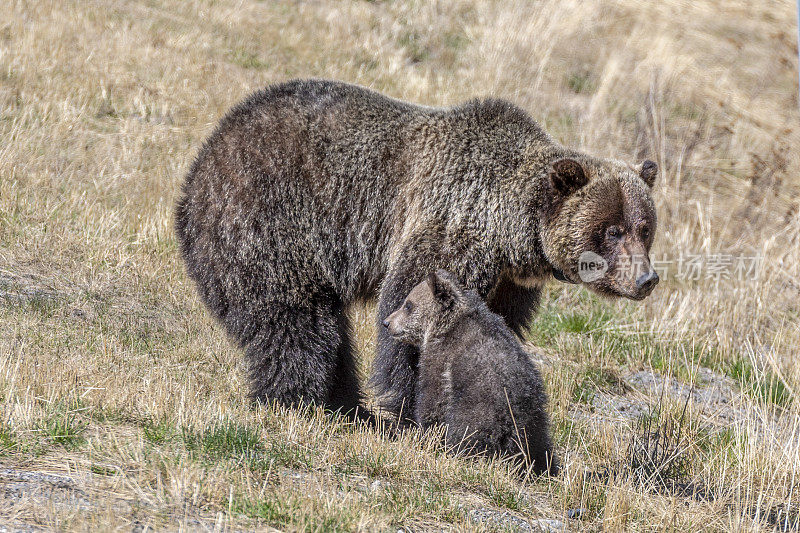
[174,79,658,417]
[384,270,558,475]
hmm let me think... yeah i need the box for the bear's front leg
[487,276,542,337]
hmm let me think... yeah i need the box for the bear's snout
[636,270,659,295]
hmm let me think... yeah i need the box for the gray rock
[533,518,566,532]
[567,507,588,520]
[469,508,564,532]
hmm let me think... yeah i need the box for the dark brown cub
[385,270,558,475]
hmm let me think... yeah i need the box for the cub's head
[540,157,659,301]
[383,270,470,346]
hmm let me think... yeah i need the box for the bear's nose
[382,319,390,328]
[636,271,659,293]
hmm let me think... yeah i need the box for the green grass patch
[0,288,63,317]
[183,419,264,460]
[398,30,429,63]
[234,494,299,523]
[143,416,176,444]
[90,463,120,476]
[571,375,596,406]
[624,398,698,490]
[443,31,469,52]
[260,440,317,470]
[97,316,176,357]
[725,357,792,407]
[527,288,721,383]
[337,446,405,479]
[567,71,595,94]
[485,482,524,511]
[527,297,615,344]
[179,417,325,472]
[570,366,625,406]
[375,480,459,523]
[38,402,87,449]
[695,426,741,463]
[234,492,358,531]
[0,425,16,453]
[229,47,269,69]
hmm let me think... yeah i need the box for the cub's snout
[383,312,404,338]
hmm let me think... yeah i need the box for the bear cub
[384,270,558,475]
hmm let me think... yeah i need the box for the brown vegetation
[1,0,799,530]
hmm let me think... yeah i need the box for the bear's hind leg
[244,295,350,409]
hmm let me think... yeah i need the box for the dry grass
[2,0,799,530]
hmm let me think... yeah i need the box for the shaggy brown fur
[174,79,658,415]
[384,270,558,475]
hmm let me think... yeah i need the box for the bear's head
[540,157,659,301]
[383,270,473,346]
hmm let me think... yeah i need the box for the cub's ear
[640,160,657,188]
[550,158,588,196]
[426,270,462,309]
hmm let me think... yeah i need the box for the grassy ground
[2,0,800,530]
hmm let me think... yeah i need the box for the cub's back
[444,307,543,413]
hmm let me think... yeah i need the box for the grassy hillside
[2,0,799,530]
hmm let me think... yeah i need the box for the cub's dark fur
[175,79,658,415]
[384,270,557,474]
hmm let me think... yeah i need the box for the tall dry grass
[1,0,799,530]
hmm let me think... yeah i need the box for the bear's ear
[640,160,657,188]
[427,270,462,310]
[550,158,588,196]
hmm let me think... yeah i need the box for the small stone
[533,518,565,532]
[567,507,588,520]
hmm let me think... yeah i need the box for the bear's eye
[606,225,623,239]
[404,301,414,312]
[641,226,650,241]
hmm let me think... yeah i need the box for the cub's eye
[404,301,414,312]
[641,226,650,241]
[606,226,623,239]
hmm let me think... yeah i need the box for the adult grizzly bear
[384,270,558,474]
[175,79,659,417]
